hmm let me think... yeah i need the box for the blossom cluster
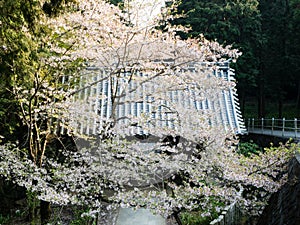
[0,0,296,221]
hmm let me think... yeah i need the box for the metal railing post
[271,118,274,136]
[261,118,264,134]
[282,118,285,137]
[252,118,254,131]
[295,118,298,138]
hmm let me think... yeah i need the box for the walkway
[116,208,166,225]
[247,118,300,141]
[248,128,299,140]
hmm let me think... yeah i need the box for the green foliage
[70,207,97,225]
[238,140,261,157]
[0,0,84,144]
[42,0,78,16]
[26,190,40,224]
[0,0,44,140]
[254,0,300,117]
[108,0,123,6]
[0,214,10,225]
[180,211,212,225]
[180,198,225,225]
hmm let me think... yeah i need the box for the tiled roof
[62,61,246,136]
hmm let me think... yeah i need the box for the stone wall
[257,154,300,225]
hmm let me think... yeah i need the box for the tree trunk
[173,211,183,225]
[40,200,51,225]
[296,79,300,112]
[278,97,283,118]
[258,81,265,118]
[27,191,39,225]
[257,58,265,118]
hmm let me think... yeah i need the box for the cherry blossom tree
[0,0,297,224]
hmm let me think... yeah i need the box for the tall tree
[258,0,300,118]
[0,0,81,223]
[0,0,42,141]
[259,0,289,118]
[287,0,300,113]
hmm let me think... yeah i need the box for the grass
[0,214,10,225]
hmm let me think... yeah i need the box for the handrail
[247,118,300,139]
[210,186,243,225]
[209,202,241,225]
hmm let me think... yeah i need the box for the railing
[209,202,242,225]
[209,186,243,225]
[247,118,300,139]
